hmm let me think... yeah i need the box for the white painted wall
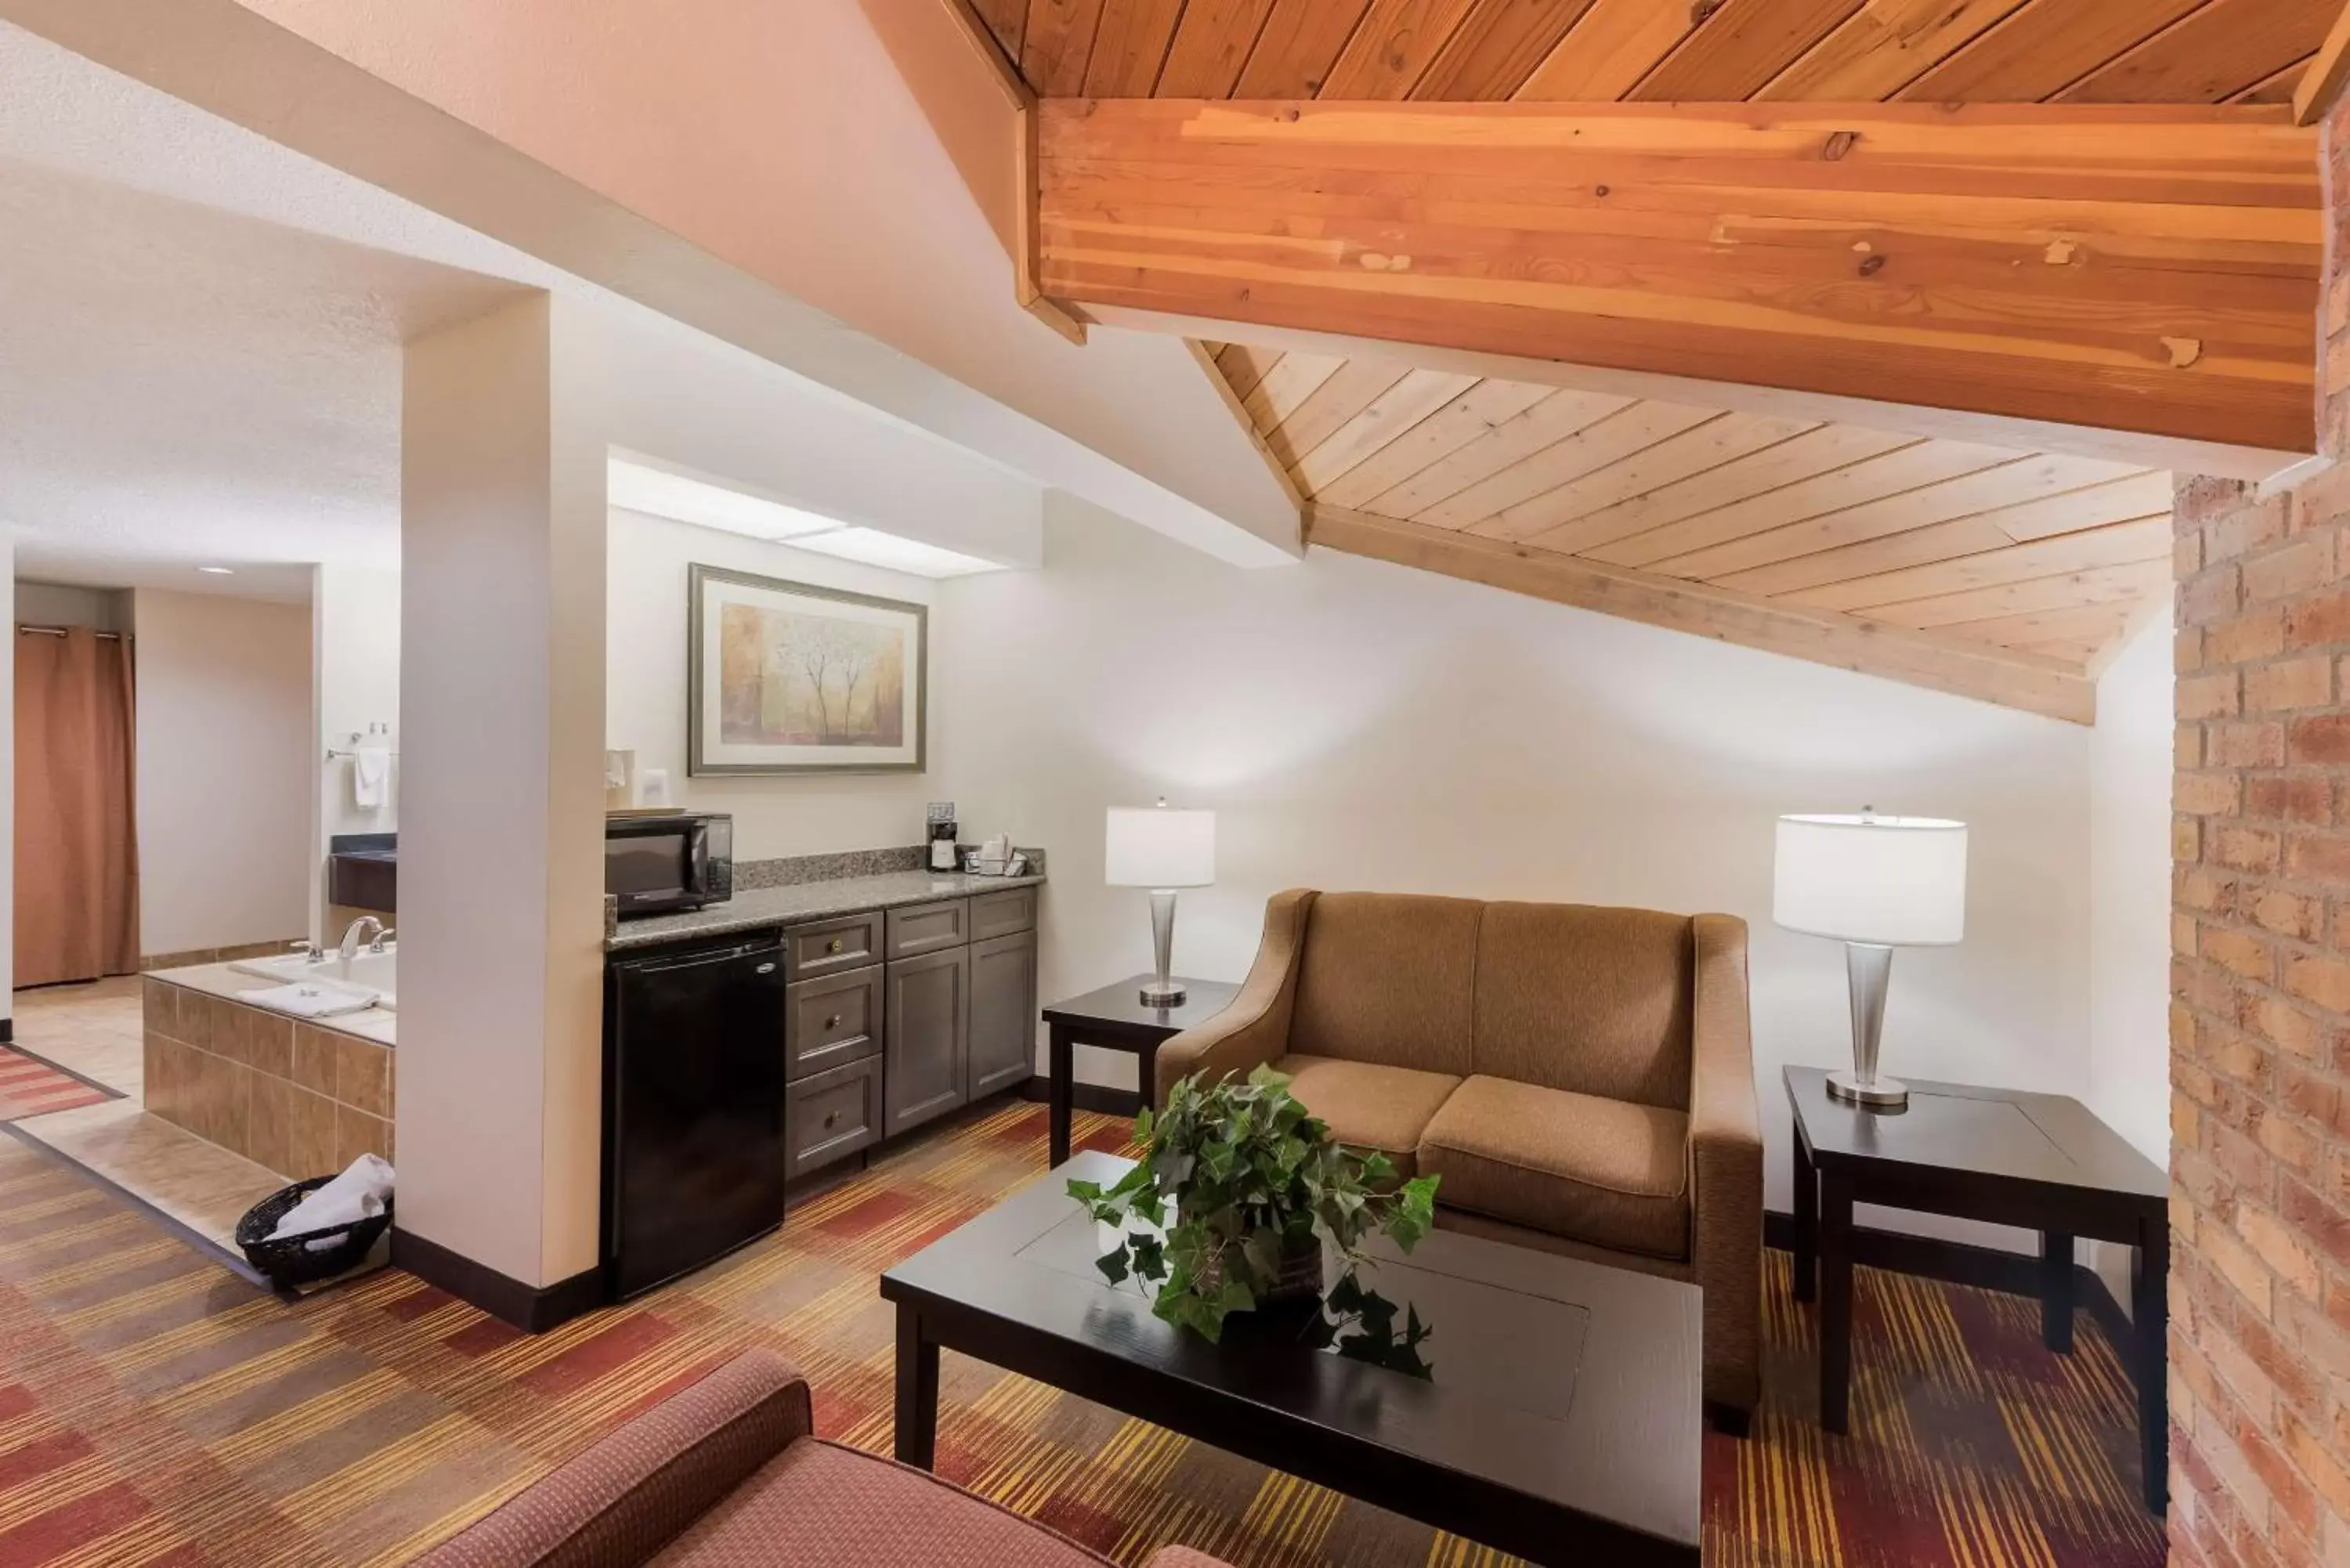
[2084,612,2176,1310]
[2,540,13,1019]
[130,586,311,955]
[606,508,941,861]
[936,497,2100,1241]
[309,562,400,941]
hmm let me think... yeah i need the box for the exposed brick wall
[2168,101,2350,1568]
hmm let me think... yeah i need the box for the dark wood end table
[1039,975,1240,1166]
[1784,1065,2170,1511]
[881,1149,1703,1565]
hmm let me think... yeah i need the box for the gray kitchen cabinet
[785,965,883,1082]
[965,928,1038,1100]
[969,884,1037,942]
[786,1057,880,1179]
[885,898,969,959]
[884,945,969,1138]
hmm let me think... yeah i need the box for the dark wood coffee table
[880,1150,1702,1566]
[1784,1065,2170,1510]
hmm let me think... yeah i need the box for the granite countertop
[146,959,399,1046]
[607,867,1047,952]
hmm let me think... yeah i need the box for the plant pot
[1201,1232,1322,1308]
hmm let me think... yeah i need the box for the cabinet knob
[823,1110,840,1129]
[826,938,844,955]
[826,1014,843,1030]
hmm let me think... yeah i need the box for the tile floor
[9,976,286,1255]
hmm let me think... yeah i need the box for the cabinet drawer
[885,898,969,959]
[968,884,1037,942]
[785,966,882,1082]
[786,1057,880,1179]
[784,911,884,979]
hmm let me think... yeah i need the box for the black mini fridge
[604,933,790,1299]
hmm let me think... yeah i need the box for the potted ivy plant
[1067,1064,1442,1374]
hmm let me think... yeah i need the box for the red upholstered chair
[410,1348,1233,1568]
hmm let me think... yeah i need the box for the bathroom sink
[231,946,399,1010]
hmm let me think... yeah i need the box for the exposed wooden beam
[917,0,1088,344]
[1304,504,2098,723]
[1039,99,2321,461]
[2296,2,2350,125]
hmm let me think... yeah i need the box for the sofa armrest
[1152,889,1317,1104]
[413,1348,813,1568]
[1688,913,1762,1414]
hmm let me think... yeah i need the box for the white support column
[398,294,607,1299]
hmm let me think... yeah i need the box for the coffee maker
[926,802,960,873]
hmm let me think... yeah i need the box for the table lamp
[1773,811,1968,1109]
[1105,800,1215,1007]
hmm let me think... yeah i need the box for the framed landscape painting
[688,564,927,775]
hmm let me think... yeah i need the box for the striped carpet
[0,1047,113,1122]
[0,1098,2164,1568]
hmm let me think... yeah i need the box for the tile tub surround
[140,936,306,972]
[142,966,394,1181]
[609,863,1047,950]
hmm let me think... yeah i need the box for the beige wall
[17,580,130,631]
[937,496,2103,1245]
[130,586,310,957]
[605,508,939,862]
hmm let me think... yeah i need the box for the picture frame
[687,563,927,775]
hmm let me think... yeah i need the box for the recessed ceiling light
[787,528,1000,578]
[196,565,236,575]
[607,457,838,540]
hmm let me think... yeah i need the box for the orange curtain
[16,627,139,987]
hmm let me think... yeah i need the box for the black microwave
[606,811,733,917]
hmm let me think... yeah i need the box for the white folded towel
[270,1153,396,1244]
[236,982,376,1019]
[352,743,392,808]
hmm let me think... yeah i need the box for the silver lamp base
[1139,889,1185,1008]
[1830,941,1908,1110]
[1827,1069,1909,1107]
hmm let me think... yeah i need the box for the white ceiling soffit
[0,152,527,599]
[606,455,1004,578]
[0,11,1300,570]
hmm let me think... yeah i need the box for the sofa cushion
[653,1440,1109,1566]
[1471,903,1694,1110]
[1289,893,1481,1076]
[1416,1075,1690,1260]
[1273,1054,1462,1179]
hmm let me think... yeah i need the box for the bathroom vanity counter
[608,867,1047,952]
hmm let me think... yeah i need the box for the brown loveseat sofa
[413,1348,1231,1568]
[1155,890,1762,1420]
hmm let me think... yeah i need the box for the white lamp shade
[1773,814,1967,946]
[1105,807,1216,889]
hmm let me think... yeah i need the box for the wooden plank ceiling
[1201,340,2169,674]
[970,0,2330,106]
